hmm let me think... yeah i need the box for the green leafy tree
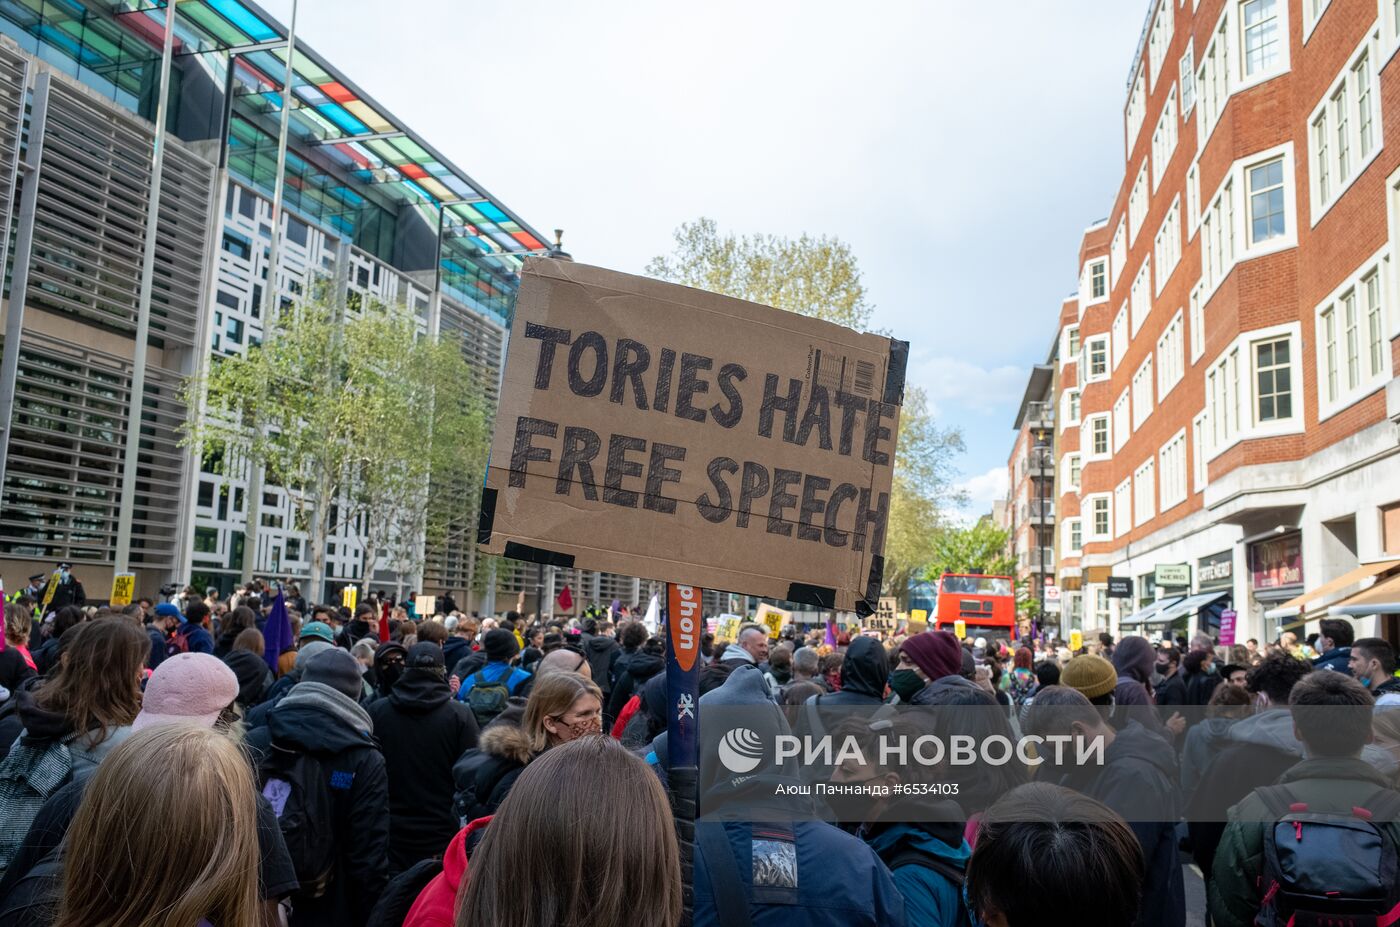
[646,217,874,329]
[925,520,1016,582]
[648,218,965,605]
[182,295,490,596]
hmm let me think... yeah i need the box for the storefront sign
[1107,576,1134,598]
[1155,563,1191,587]
[1198,551,1233,590]
[1250,532,1303,591]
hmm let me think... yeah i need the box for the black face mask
[1155,662,1170,675]
[379,663,404,690]
[889,669,925,702]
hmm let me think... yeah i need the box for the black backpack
[466,671,511,727]
[888,849,968,925]
[258,745,338,899]
[364,857,441,927]
[1255,783,1400,927]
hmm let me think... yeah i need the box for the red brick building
[1040,0,1400,645]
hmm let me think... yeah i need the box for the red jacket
[403,816,490,927]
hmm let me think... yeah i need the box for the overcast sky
[258,0,1149,519]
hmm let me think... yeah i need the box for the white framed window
[1086,494,1112,541]
[1241,0,1281,77]
[1081,259,1108,306]
[1198,10,1231,144]
[1133,458,1156,527]
[1065,517,1083,554]
[1308,33,1383,224]
[1110,219,1127,291]
[1127,68,1148,151]
[1158,310,1185,397]
[1189,281,1206,362]
[1132,356,1155,430]
[1066,453,1082,491]
[1085,414,1111,460]
[1204,323,1304,458]
[1148,0,1175,89]
[1313,249,1392,421]
[1186,161,1201,236]
[1062,388,1082,426]
[1180,46,1196,113]
[1129,163,1149,244]
[1112,308,1129,370]
[1113,390,1131,453]
[1159,429,1188,511]
[1198,2,1291,150]
[1114,479,1133,537]
[1131,262,1152,334]
[1085,335,1110,382]
[1154,197,1182,293]
[1387,0,1400,52]
[1203,143,1298,299]
[1192,409,1208,492]
[1063,324,1081,367]
[1302,0,1331,42]
[1152,89,1179,191]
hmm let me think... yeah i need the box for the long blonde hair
[53,724,261,927]
[457,735,681,927]
[522,671,602,752]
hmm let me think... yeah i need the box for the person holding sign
[42,564,85,614]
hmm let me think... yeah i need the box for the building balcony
[1026,400,1055,431]
[1028,447,1054,476]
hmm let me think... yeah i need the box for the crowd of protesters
[1,570,1399,926]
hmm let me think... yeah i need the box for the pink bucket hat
[134,652,240,732]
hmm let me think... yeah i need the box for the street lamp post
[1035,425,1048,635]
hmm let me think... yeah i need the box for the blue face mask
[60,570,69,584]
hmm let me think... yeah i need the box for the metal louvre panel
[0,44,25,273]
[152,143,215,347]
[27,81,213,349]
[0,330,128,563]
[128,361,186,567]
[28,82,152,336]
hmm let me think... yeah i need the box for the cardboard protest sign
[478,259,906,614]
[109,573,135,607]
[716,615,741,642]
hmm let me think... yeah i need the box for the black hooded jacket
[810,637,889,706]
[222,649,274,708]
[604,649,665,729]
[243,691,389,927]
[366,670,479,871]
[1054,720,1183,927]
[583,634,620,695]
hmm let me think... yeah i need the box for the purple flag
[824,619,837,647]
[263,590,292,674]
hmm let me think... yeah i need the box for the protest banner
[756,603,791,639]
[716,615,741,642]
[1070,629,1084,651]
[477,258,906,614]
[415,594,436,618]
[40,570,61,610]
[109,573,135,607]
[341,585,358,611]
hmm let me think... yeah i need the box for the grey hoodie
[1227,707,1397,775]
[719,643,755,664]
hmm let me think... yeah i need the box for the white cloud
[956,466,1009,514]
[910,355,1028,419]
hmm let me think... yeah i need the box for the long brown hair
[456,735,681,927]
[34,618,146,747]
[53,724,260,927]
[522,672,602,752]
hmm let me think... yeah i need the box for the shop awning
[1121,596,1186,626]
[1148,590,1231,625]
[1263,558,1400,622]
[1327,573,1400,617]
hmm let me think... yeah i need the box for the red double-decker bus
[933,573,1017,638]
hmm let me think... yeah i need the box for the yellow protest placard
[755,603,791,639]
[716,615,741,642]
[341,585,358,610]
[1070,629,1084,652]
[109,573,135,607]
[40,570,61,609]
[954,619,966,640]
